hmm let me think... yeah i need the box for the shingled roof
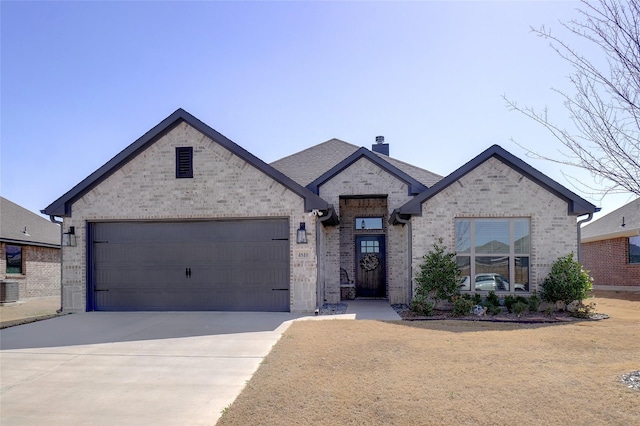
[1,197,60,248]
[270,138,442,188]
[581,197,640,243]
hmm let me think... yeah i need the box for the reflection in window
[6,245,22,274]
[356,217,383,230]
[455,218,530,292]
[630,236,640,264]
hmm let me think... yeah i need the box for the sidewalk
[0,296,61,329]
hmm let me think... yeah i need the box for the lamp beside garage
[63,226,76,247]
[296,222,307,244]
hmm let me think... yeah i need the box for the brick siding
[1,243,61,298]
[582,238,640,286]
[411,157,578,296]
[61,122,317,313]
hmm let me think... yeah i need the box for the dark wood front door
[355,235,386,297]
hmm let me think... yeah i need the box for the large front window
[455,218,530,292]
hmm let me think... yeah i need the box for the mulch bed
[395,307,609,323]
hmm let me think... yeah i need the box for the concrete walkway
[0,300,400,425]
[345,299,402,320]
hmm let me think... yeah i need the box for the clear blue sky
[1,0,635,220]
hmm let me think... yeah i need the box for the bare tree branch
[504,0,640,198]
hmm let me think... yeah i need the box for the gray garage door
[89,220,290,312]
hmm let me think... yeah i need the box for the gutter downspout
[46,213,64,313]
[576,211,597,263]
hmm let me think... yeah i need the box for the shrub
[504,295,517,313]
[486,291,500,307]
[513,301,528,316]
[410,294,434,316]
[414,239,461,309]
[528,292,541,312]
[486,304,502,316]
[452,296,475,317]
[541,253,593,306]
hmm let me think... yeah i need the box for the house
[1,196,61,301]
[42,109,597,313]
[581,198,640,289]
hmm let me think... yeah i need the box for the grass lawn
[217,291,640,425]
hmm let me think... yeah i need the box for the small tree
[541,253,593,307]
[413,239,461,310]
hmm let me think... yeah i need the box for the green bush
[541,253,593,306]
[513,301,528,316]
[486,291,500,307]
[486,304,502,316]
[452,297,475,317]
[414,239,461,309]
[410,294,434,316]
[528,292,541,312]
[504,295,516,313]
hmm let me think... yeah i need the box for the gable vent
[176,147,193,178]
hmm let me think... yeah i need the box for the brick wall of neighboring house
[582,238,640,286]
[61,122,318,313]
[411,157,578,295]
[319,157,414,304]
[1,243,60,298]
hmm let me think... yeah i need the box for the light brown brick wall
[411,157,578,296]
[582,238,640,286]
[1,243,60,298]
[62,122,317,312]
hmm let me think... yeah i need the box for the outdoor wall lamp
[63,226,77,247]
[296,222,307,244]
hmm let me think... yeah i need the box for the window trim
[175,147,193,178]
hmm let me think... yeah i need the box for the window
[360,240,380,253]
[455,218,530,292]
[6,245,23,274]
[175,147,193,178]
[356,217,383,230]
[630,236,640,264]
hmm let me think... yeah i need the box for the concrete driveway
[0,311,308,425]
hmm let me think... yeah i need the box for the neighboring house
[42,109,597,313]
[1,196,61,299]
[581,198,640,289]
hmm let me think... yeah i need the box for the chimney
[372,135,389,156]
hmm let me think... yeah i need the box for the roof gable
[396,144,597,218]
[43,109,330,217]
[306,147,428,195]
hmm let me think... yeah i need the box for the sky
[1,0,636,222]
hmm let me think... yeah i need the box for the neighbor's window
[630,236,640,264]
[356,217,383,230]
[455,218,530,292]
[175,147,193,178]
[6,245,23,274]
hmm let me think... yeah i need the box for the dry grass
[217,291,640,425]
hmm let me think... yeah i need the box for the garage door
[88,220,290,312]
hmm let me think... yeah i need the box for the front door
[355,235,386,297]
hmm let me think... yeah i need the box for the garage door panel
[90,220,290,311]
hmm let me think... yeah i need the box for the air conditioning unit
[0,281,19,303]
